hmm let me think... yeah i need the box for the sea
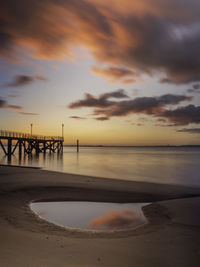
[1,146,200,187]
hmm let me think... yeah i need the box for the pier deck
[0,130,63,160]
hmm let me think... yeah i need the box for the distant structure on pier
[0,130,64,160]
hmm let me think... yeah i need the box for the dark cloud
[1,0,200,83]
[69,92,191,117]
[69,90,197,125]
[103,90,129,99]
[18,112,39,115]
[0,97,23,110]
[0,99,7,108]
[4,75,46,87]
[158,94,192,105]
[95,116,109,121]
[69,89,129,109]
[104,94,191,117]
[161,105,200,125]
[69,116,86,119]
[187,83,200,94]
[177,128,200,133]
[193,84,200,90]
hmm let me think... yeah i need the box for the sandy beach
[0,165,200,267]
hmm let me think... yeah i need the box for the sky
[0,0,200,145]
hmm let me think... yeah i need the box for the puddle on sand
[31,201,149,231]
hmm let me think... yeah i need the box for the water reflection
[31,201,148,230]
[89,209,144,230]
[0,146,64,171]
[1,146,200,186]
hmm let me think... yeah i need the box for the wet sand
[0,165,200,266]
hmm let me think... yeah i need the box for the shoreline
[1,165,200,266]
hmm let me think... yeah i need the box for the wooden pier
[0,130,64,160]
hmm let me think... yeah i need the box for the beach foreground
[0,165,200,267]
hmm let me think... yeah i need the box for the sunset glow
[0,0,200,145]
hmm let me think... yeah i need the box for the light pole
[62,123,64,141]
[30,123,33,136]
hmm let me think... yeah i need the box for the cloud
[0,0,112,60]
[0,97,23,110]
[95,116,109,121]
[69,90,198,125]
[18,112,39,115]
[157,118,167,123]
[119,79,137,84]
[4,75,46,87]
[193,84,200,90]
[69,91,191,117]
[69,89,129,109]
[187,83,200,94]
[7,105,23,110]
[160,105,200,125]
[103,94,187,117]
[177,128,200,134]
[154,123,178,127]
[92,66,140,84]
[89,209,144,229]
[0,99,7,108]
[1,0,200,83]
[69,116,86,119]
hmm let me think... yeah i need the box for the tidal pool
[31,201,149,231]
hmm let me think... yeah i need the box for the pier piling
[77,139,79,153]
[0,130,64,158]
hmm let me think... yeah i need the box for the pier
[0,130,64,160]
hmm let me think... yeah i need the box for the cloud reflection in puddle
[89,209,145,230]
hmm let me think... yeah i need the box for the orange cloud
[1,0,200,83]
[7,105,23,110]
[91,66,140,84]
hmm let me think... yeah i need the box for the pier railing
[0,130,63,141]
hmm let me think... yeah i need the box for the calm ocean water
[1,146,200,186]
